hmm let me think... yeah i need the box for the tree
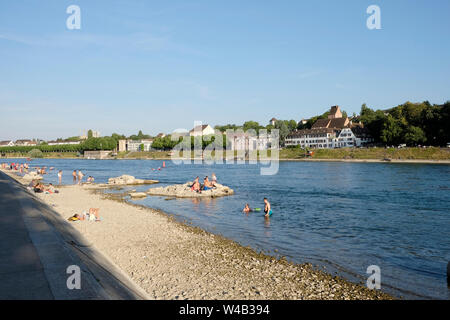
[381,115,403,145]
[243,121,263,134]
[274,120,290,146]
[404,126,426,146]
[87,130,93,139]
[287,120,298,132]
[28,149,43,158]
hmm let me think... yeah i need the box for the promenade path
[0,170,148,300]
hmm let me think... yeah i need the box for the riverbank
[2,147,450,163]
[2,169,393,300]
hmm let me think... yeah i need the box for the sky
[1,0,449,140]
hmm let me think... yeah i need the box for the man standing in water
[58,170,62,185]
[72,170,77,184]
[264,198,272,218]
[78,170,84,185]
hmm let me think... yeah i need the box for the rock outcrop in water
[108,175,158,186]
[147,182,234,198]
[129,192,148,199]
[22,172,43,181]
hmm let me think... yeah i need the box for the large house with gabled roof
[286,106,373,149]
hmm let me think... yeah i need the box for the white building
[14,139,37,146]
[118,139,154,152]
[0,140,15,147]
[189,124,215,137]
[285,106,373,149]
[227,132,275,151]
[47,140,81,146]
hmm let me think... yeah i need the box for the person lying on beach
[243,204,252,213]
[44,183,59,194]
[68,208,101,222]
[27,180,38,191]
[33,183,45,193]
[87,176,95,183]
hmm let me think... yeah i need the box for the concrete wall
[84,150,112,159]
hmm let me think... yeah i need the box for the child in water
[243,203,252,213]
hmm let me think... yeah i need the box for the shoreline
[2,169,393,300]
[2,156,450,165]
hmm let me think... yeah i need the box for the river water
[4,158,450,299]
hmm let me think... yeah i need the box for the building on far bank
[189,124,215,137]
[286,106,373,149]
[0,140,15,147]
[269,118,277,126]
[47,140,81,146]
[118,139,154,152]
[227,131,276,151]
[14,139,36,146]
[80,130,100,140]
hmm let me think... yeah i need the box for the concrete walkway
[0,171,149,300]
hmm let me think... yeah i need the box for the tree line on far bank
[358,101,450,146]
[2,100,447,155]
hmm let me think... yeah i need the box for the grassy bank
[2,147,450,161]
[280,147,450,160]
[0,152,80,159]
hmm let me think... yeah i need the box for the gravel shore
[5,170,393,300]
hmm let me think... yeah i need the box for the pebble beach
[13,177,394,300]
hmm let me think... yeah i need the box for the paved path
[0,171,148,300]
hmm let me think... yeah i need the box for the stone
[147,182,234,198]
[108,175,158,185]
[129,192,147,199]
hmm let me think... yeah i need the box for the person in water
[243,203,252,213]
[72,170,77,184]
[78,170,84,185]
[264,198,272,217]
[58,170,62,185]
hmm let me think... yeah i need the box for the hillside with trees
[359,101,450,146]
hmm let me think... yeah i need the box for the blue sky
[1,0,449,140]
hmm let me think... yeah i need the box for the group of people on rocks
[190,173,218,193]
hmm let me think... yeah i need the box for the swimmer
[264,198,272,218]
[243,204,252,213]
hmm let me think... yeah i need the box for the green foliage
[404,126,427,145]
[215,124,240,132]
[274,120,291,146]
[243,121,264,133]
[80,137,117,151]
[361,101,449,146]
[151,135,181,150]
[28,149,43,158]
[87,129,93,139]
[129,130,151,140]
